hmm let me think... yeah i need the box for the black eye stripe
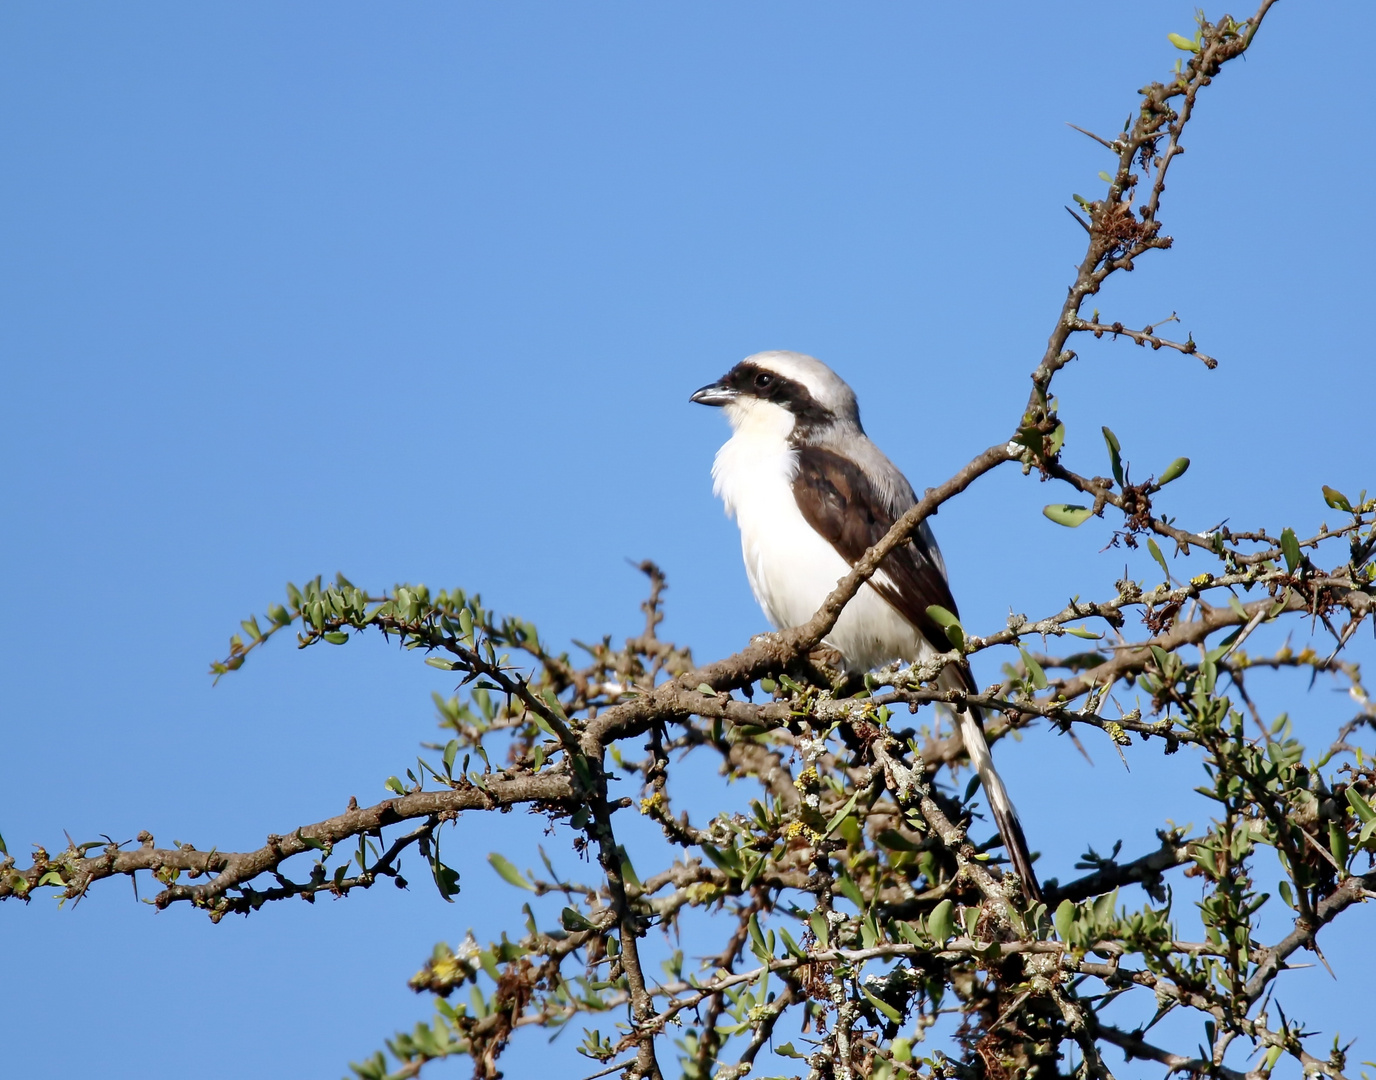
[718,362,828,429]
[710,359,841,436]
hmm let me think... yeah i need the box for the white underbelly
[732,473,929,672]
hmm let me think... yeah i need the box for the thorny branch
[9,5,1375,1080]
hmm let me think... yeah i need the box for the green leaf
[430,858,461,902]
[897,921,924,947]
[1167,31,1200,52]
[774,1043,808,1060]
[384,776,406,795]
[1278,880,1295,910]
[875,829,922,852]
[1019,648,1048,691]
[1097,170,1113,183]
[924,604,965,649]
[1146,537,1170,581]
[860,983,903,1024]
[830,877,862,915]
[778,926,807,959]
[442,739,460,774]
[488,852,535,891]
[747,913,770,960]
[1280,528,1301,573]
[925,604,961,630]
[1054,899,1075,942]
[527,707,560,741]
[928,899,954,944]
[1043,504,1093,528]
[1346,787,1376,824]
[809,909,830,949]
[825,787,865,837]
[741,851,769,891]
[1329,821,1349,869]
[560,906,594,931]
[616,845,642,891]
[322,631,350,645]
[1322,485,1353,512]
[1064,625,1102,640]
[1157,457,1190,486]
[700,844,742,876]
[1101,426,1124,486]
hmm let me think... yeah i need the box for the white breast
[711,407,930,672]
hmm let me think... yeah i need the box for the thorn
[1310,938,1337,980]
[1066,122,1117,150]
[1065,206,1092,234]
[1070,730,1094,766]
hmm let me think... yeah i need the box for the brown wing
[793,445,1043,901]
[791,444,960,660]
[798,443,1040,897]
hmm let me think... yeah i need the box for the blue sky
[2,3,1373,1077]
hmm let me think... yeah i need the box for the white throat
[712,398,797,521]
[722,396,795,439]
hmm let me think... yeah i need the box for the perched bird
[691,350,1040,901]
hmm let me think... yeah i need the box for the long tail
[940,664,1042,903]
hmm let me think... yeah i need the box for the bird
[691,349,1041,902]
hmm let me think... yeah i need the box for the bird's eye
[753,372,775,390]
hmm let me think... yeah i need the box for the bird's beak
[690,380,737,407]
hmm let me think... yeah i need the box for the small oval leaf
[1054,898,1076,942]
[1322,485,1353,512]
[1158,457,1190,486]
[1146,537,1171,581]
[928,899,955,944]
[1043,504,1093,528]
[1346,786,1376,825]
[925,604,960,629]
[1019,648,1048,691]
[488,852,535,891]
[860,983,903,1024]
[1101,426,1124,486]
[1280,527,1301,573]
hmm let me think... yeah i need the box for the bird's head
[690,351,861,438]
